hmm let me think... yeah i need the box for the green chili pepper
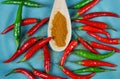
[23,1,43,8]
[14,3,23,49]
[69,0,93,9]
[1,0,43,8]
[73,67,115,73]
[1,0,22,5]
[74,49,115,60]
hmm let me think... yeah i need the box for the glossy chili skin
[77,0,100,15]
[87,32,120,44]
[1,0,22,5]
[60,66,95,79]
[23,1,43,8]
[74,49,115,60]
[33,69,66,79]
[2,18,37,34]
[90,41,120,52]
[81,12,120,19]
[74,19,110,29]
[20,37,52,62]
[2,0,43,8]
[77,59,116,67]
[43,45,51,74]
[5,68,35,79]
[60,40,78,66]
[4,37,42,63]
[77,26,110,38]
[73,67,113,73]
[25,17,49,37]
[78,37,99,54]
[14,3,23,49]
[69,0,93,9]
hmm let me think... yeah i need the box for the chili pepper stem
[5,70,16,77]
[46,71,50,74]
[26,62,34,71]
[72,13,80,19]
[73,30,79,40]
[67,60,79,65]
[78,17,83,19]
[17,57,26,63]
[104,69,116,72]
[107,26,117,31]
[59,66,64,70]
[21,34,29,42]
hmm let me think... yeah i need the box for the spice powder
[51,11,68,47]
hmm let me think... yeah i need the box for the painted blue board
[0,0,120,79]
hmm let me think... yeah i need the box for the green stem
[107,26,117,31]
[5,70,16,77]
[25,62,34,71]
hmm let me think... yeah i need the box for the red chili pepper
[19,37,52,62]
[76,0,100,16]
[3,37,42,63]
[1,18,37,34]
[89,41,120,52]
[60,40,78,66]
[87,32,120,44]
[77,25,110,38]
[25,17,49,38]
[33,69,66,79]
[80,12,120,19]
[74,19,116,31]
[5,68,35,79]
[27,62,66,79]
[43,45,51,74]
[78,37,99,54]
[78,59,117,67]
[60,66,95,79]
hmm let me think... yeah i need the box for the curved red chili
[19,37,52,62]
[77,0,100,15]
[1,18,37,34]
[25,17,49,38]
[78,37,99,54]
[78,59,117,67]
[60,66,95,79]
[81,12,120,19]
[5,68,35,79]
[4,37,42,63]
[60,40,78,66]
[74,19,116,31]
[87,32,120,44]
[33,69,66,79]
[77,26,110,38]
[89,41,120,52]
[27,63,66,79]
[43,45,51,74]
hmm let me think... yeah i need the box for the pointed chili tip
[3,60,10,63]
[1,31,5,34]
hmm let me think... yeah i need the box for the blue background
[0,0,120,79]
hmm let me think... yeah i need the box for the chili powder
[51,11,68,47]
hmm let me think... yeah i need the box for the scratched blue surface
[0,0,120,79]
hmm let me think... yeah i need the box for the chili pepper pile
[1,0,120,79]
